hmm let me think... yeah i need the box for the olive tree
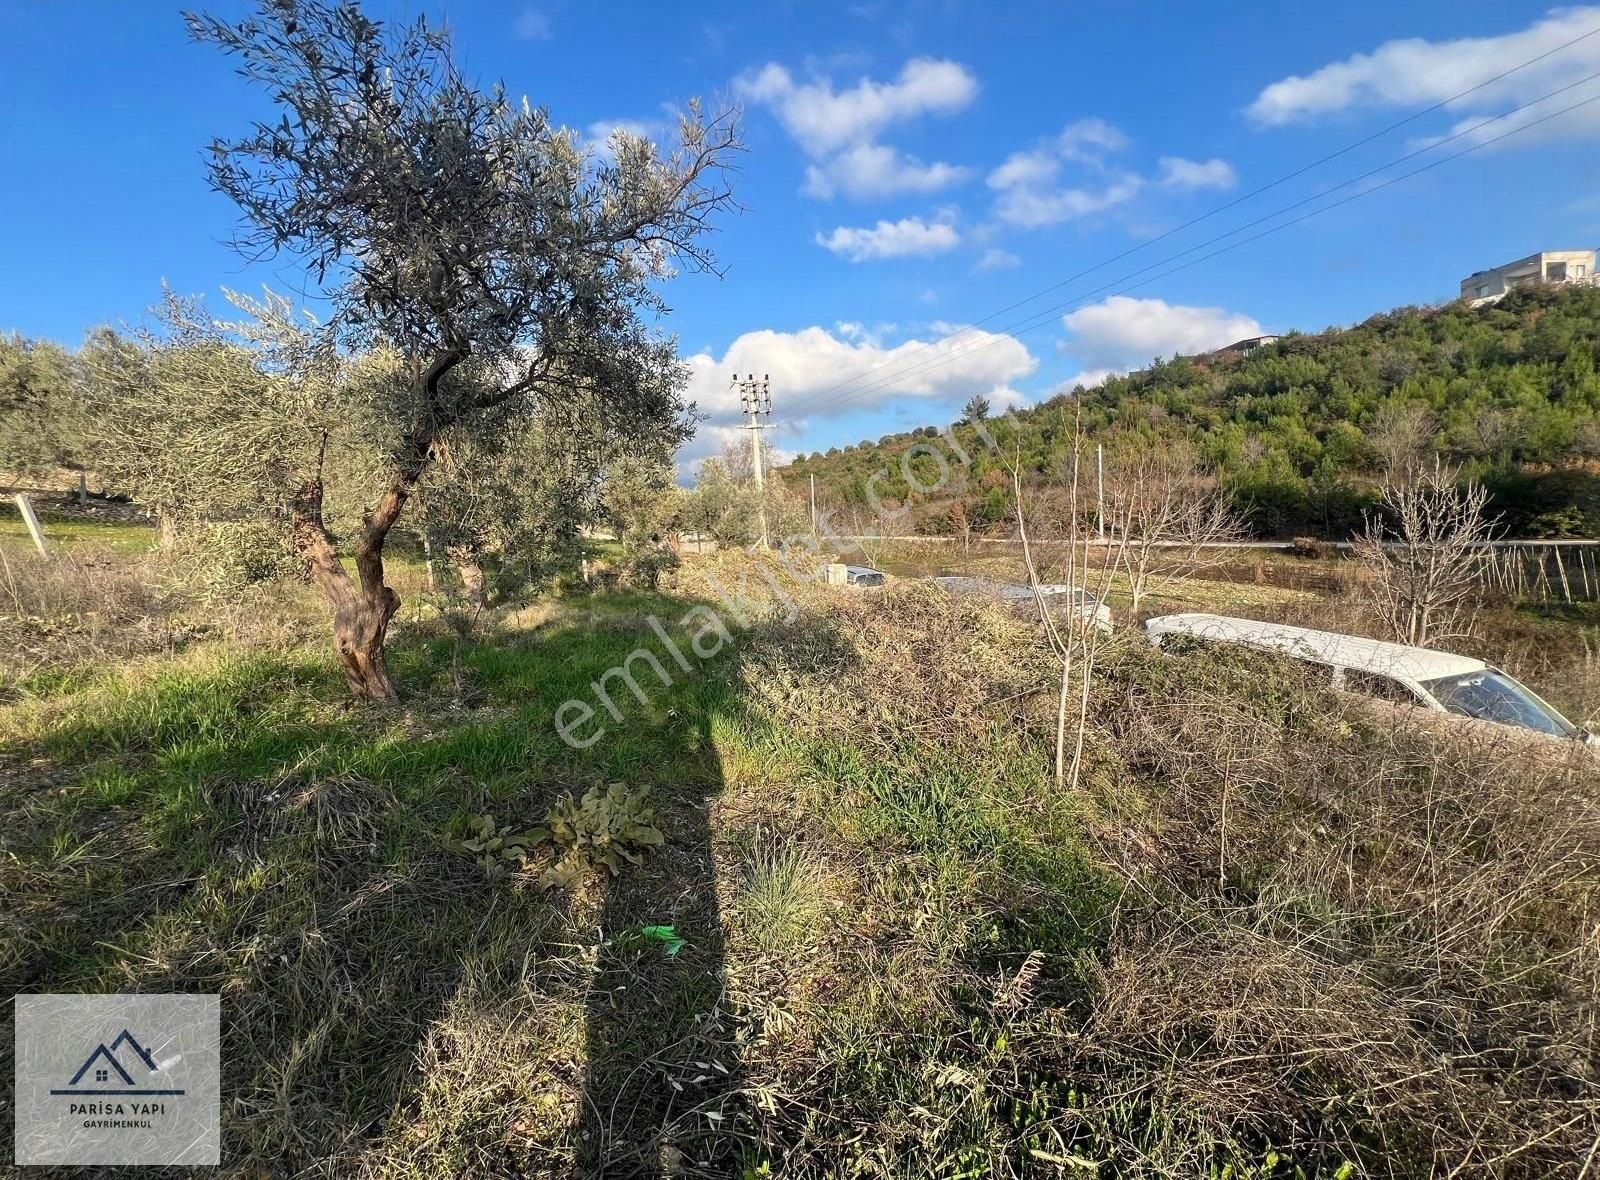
[681,456,756,550]
[0,334,86,490]
[88,290,387,556]
[186,0,739,700]
[417,365,689,605]
[601,452,679,545]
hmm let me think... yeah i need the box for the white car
[935,576,1113,632]
[844,565,886,587]
[1144,612,1596,748]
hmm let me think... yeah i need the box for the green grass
[5,570,1594,1177]
[0,514,155,555]
[0,579,1129,1175]
[1,592,747,1171]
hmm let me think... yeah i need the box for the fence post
[13,494,49,558]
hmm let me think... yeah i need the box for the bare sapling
[1351,456,1498,648]
[1101,434,1241,616]
[1013,405,1125,789]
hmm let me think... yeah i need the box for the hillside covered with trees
[783,283,1600,538]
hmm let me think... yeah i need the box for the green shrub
[178,519,301,599]
[449,784,666,887]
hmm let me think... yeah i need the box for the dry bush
[1079,643,1600,1175]
[0,546,174,690]
[1351,459,1497,648]
[737,579,1055,755]
[0,542,328,696]
[738,588,1600,1173]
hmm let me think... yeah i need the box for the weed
[538,782,665,887]
[447,813,542,877]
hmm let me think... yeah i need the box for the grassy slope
[4,563,1598,1177]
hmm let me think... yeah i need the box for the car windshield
[1421,669,1577,738]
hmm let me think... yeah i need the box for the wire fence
[844,536,1600,604]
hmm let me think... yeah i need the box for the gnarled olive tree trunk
[287,356,462,703]
[448,545,488,608]
[291,464,412,703]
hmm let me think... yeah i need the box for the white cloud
[738,58,975,201]
[1057,368,1119,393]
[1158,156,1237,190]
[1056,117,1130,163]
[675,323,1037,472]
[802,142,970,199]
[816,216,960,261]
[991,176,1143,229]
[976,248,1020,270]
[513,8,551,40]
[833,320,901,345]
[1060,295,1265,368]
[987,148,1060,191]
[688,325,1033,418]
[585,118,664,163]
[986,119,1143,227]
[737,57,978,155]
[1247,6,1600,140]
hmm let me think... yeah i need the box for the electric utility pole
[734,372,772,548]
[1096,443,1105,542]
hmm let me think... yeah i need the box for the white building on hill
[1460,249,1595,305]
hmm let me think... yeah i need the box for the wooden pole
[14,494,49,557]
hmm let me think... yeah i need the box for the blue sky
[3,1,1599,471]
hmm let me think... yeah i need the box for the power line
[796,86,1600,421]
[786,71,1600,421]
[782,22,1600,419]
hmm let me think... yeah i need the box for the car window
[1344,670,1422,705]
[1421,669,1576,738]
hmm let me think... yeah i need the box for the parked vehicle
[844,565,886,587]
[1144,612,1596,748]
[934,576,1113,632]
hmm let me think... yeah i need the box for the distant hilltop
[782,282,1600,541]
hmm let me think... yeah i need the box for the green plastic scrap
[639,925,686,956]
